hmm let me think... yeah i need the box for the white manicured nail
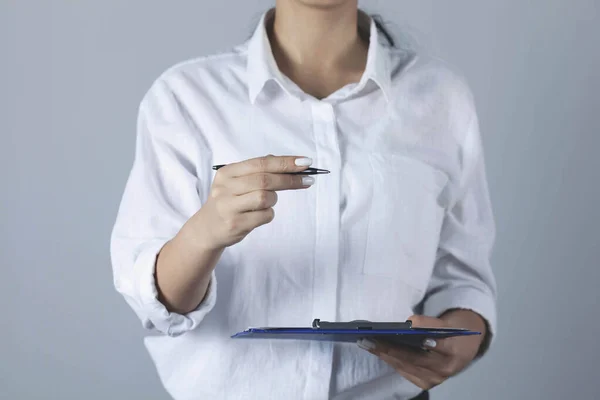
[302,176,315,186]
[295,157,313,166]
[423,339,437,348]
[357,339,376,351]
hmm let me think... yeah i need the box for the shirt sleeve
[421,113,498,355]
[110,77,217,337]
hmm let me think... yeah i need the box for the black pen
[212,165,330,175]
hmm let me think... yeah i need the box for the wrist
[172,223,225,272]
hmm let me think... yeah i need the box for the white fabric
[110,10,497,400]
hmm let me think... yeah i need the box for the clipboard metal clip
[312,319,413,330]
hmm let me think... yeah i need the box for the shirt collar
[246,9,392,104]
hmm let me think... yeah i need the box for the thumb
[407,314,449,328]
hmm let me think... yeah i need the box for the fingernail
[357,339,376,351]
[295,157,313,167]
[302,176,315,186]
[423,339,437,348]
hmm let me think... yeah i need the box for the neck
[270,1,368,98]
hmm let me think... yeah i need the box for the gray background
[2,0,599,399]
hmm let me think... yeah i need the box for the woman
[110,1,497,399]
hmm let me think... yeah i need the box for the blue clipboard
[231,319,480,347]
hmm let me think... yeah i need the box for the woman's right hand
[190,155,315,250]
[155,155,314,314]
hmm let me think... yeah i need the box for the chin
[294,0,354,8]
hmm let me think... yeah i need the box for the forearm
[155,222,224,314]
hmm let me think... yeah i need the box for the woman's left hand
[357,310,487,390]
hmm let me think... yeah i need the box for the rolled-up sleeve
[422,114,498,354]
[110,76,216,337]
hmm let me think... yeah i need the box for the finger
[405,314,457,356]
[239,208,275,230]
[229,173,314,195]
[217,155,313,178]
[361,339,445,371]
[390,338,471,379]
[384,341,444,370]
[378,353,442,391]
[359,340,447,390]
[228,190,279,213]
[422,336,457,357]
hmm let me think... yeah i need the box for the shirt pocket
[363,153,448,294]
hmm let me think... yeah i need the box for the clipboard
[231,319,480,348]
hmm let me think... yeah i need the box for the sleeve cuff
[133,239,218,337]
[422,286,497,356]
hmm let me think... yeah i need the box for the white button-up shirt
[110,11,497,400]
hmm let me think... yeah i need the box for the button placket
[304,102,342,400]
